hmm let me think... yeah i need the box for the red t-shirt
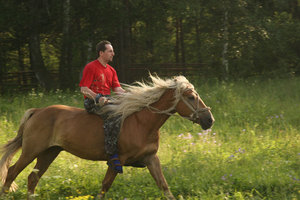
[79,60,121,95]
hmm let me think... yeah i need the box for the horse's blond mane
[99,74,194,125]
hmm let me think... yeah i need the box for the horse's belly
[63,148,107,161]
[54,120,108,161]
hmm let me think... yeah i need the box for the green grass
[0,77,300,200]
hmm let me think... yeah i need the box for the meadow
[0,77,300,200]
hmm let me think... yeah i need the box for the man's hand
[98,97,109,106]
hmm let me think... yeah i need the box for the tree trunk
[222,5,229,80]
[179,18,185,66]
[195,14,202,64]
[17,36,25,72]
[118,0,131,83]
[175,18,180,63]
[27,0,52,90]
[59,0,73,89]
[174,17,185,66]
[290,0,300,19]
[17,37,25,85]
[29,33,51,90]
[0,58,3,93]
[119,24,125,80]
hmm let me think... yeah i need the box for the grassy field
[0,77,300,200]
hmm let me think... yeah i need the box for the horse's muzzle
[196,113,215,130]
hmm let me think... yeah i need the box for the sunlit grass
[0,77,299,199]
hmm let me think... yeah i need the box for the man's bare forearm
[80,87,97,99]
[113,87,125,94]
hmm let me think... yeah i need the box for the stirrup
[107,154,123,173]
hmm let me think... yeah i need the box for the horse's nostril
[208,118,213,124]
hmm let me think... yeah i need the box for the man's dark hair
[96,40,111,56]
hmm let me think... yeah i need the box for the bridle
[179,91,211,122]
[147,88,211,122]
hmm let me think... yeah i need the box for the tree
[1,0,300,93]
[59,0,73,89]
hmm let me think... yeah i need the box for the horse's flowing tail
[0,108,36,191]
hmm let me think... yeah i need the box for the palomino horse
[0,75,214,199]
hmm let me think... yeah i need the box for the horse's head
[175,87,214,130]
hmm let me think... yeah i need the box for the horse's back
[22,105,107,160]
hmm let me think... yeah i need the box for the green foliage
[0,77,300,199]
[1,0,300,90]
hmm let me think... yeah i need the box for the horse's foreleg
[27,147,61,199]
[96,167,117,200]
[146,155,175,200]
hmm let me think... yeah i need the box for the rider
[79,40,125,173]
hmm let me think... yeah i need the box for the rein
[147,89,211,122]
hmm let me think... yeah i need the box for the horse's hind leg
[1,153,36,194]
[27,147,62,198]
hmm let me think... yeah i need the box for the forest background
[1,1,300,199]
[0,0,300,92]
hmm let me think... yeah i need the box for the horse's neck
[151,89,176,113]
[141,89,176,130]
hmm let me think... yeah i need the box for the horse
[0,74,214,199]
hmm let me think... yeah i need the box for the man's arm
[113,86,126,94]
[80,87,97,100]
[81,86,109,105]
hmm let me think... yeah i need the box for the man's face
[100,44,115,62]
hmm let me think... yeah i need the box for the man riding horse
[79,40,125,173]
[0,72,214,199]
